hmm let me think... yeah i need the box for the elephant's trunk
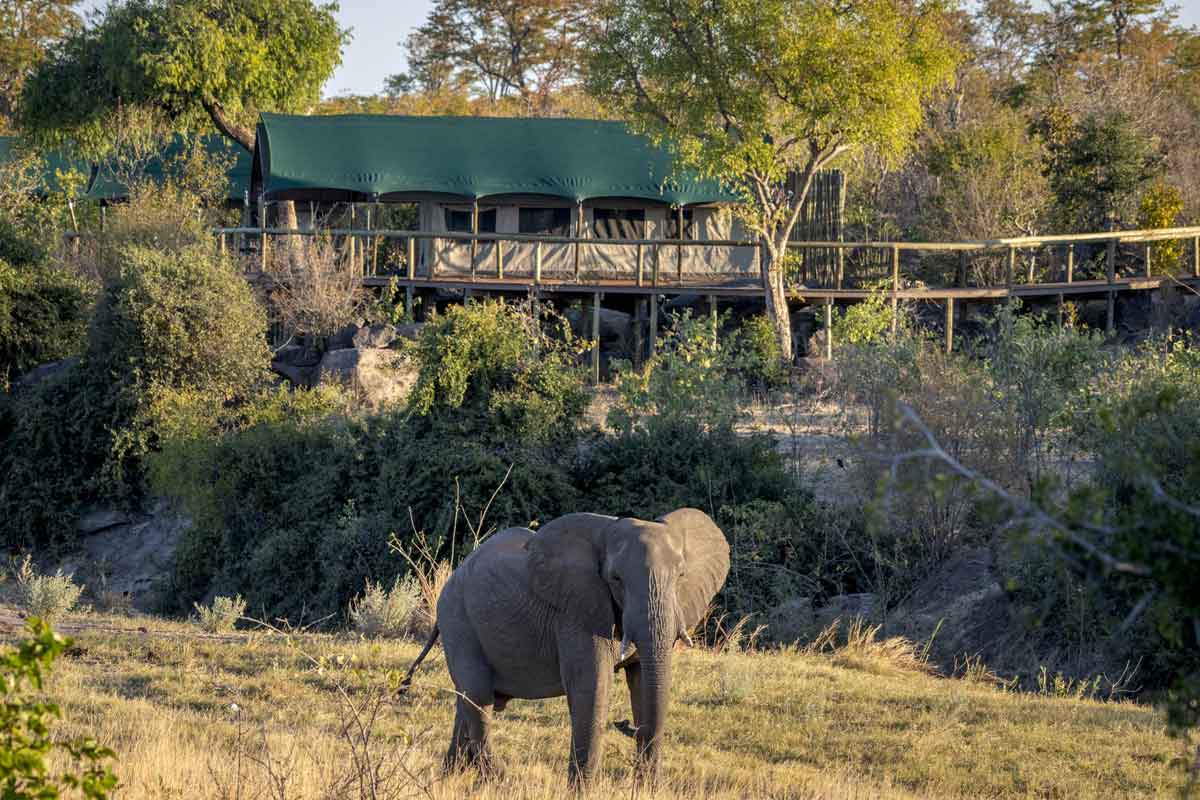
[632,576,677,782]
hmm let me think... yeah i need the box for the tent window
[592,208,645,240]
[665,209,696,240]
[445,208,496,233]
[519,207,571,236]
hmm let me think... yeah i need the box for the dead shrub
[268,236,367,344]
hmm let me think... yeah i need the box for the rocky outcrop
[317,347,416,408]
[61,500,191,611]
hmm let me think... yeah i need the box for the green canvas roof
[254,113,738,206]
[86,134,252,202]
[0,136,93,196]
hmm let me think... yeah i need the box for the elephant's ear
[526,513,618,635]
[659,508,731,630]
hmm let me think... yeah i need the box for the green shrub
[0,259,94,388]
[408,300,588,443]
[0,243,269,549]
[192,594,247,634]
[733,314,786,389]
[13,556,83,622]
[608,310,744,434]
[0,619,117,798]
[580,420,787,521]
[348,576,423,638]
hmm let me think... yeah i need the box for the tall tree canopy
[585,0,960,361]
[0,0,80,128]
[18,0,345,154]
[391,0,592,114]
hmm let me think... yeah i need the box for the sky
[77,0,1200,98]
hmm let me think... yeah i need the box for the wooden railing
[215,223,1200,354]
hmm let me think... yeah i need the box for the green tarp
[254,113,739,206]
[87,134,252,202]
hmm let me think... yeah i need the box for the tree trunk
[760,241,795,363]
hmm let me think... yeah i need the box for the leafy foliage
[13,556,83,622]
[585,0,960,359]
[192,594,246,633]
[1136,181,1185,270]
[0,619,117,798]
[408,300,588,443]
[19,0,345,153]
[0,259,93,388]
[0,242,268,549]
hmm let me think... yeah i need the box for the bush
[348,576,423,638]
[0,619,117,798]
[607,310,744,434]
[408,300,588,443]
[0,243,269,549]
[192,594,247,634]
[13,556,83,622]
[0,259,94,388]
[733,314,785,389]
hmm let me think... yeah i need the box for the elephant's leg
[560,631,615,787]
[625,661,643,735]
[443,700,472,773]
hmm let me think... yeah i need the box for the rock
[317,347,416,408]
[352,323,397,349]
[394,322,425,341]
[270,360,319,388]
[61,499,190,610]
[564,307,633,343]
[77,508,131,535]
[886,548,1010,670]
[767,597,815,645]
[272,344,321,367]
[13,357,77,391]
[814,593,879,631]
[326,321,364,351]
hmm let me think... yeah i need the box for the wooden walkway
[220,223,1200,359]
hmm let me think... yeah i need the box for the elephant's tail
[396,624,440,697]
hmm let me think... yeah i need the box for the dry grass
[803,617,933,677]
[14,607,1185,800]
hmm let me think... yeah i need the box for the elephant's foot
[442,744,504,782]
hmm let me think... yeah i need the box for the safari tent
[251,113,764,281]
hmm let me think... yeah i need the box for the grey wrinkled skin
[404,508,729,788]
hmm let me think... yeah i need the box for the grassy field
[17,611,1186,800]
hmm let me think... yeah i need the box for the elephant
[398,507,730,787]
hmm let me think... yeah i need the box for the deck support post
[945,297,954,354]
[574,202,583,280]
[591,292,601,384]
[1144,243,1151,279]
[260,228,268,273]
[648,294,658,359]
[405,286,414,319]
[676,206,685,284]
[496,238,504,279]
[464,288,473,305]
[636,242,644,287]
[219,233,226,257]
[407,237,416,280]
[1193,236,1199,278]
[1066,245,1074,283]
[1106,238,1116,334]
[470,200,479,280]
[709,294,718,347]
[824,299,834,361]
[633,300,645,368]
[534,240,543,285]
[890,244,900,336]
[837,246,845,289]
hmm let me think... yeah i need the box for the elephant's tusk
[619,632,632,662]
[680,629,695,648]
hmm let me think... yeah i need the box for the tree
[1037,110,1163,230]
[393,0,591,114]
[585,0,959,361]
[0,0,80,129]
[18,0,344,155]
